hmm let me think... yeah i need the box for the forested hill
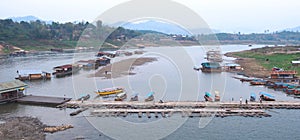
[0,19,143,51]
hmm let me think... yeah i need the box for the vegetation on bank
[228,46,300,76]
[0,19,144,52]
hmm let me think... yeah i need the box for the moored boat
[115,92,127,101]
[145,92,154,102]
[53,64,81,78]
[204,92,213,102]
[130,93,139,101]
[250,93,256,102]
[96,87,124,96]
[259,92,275,101]
[200,62,222,73]
[250,79,267,86]
[16,70,51,81]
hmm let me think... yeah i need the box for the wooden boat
[76,94,90,101]
[214,91,220,101]
[259,92,275,101]
[250,93,256,102]
[96,87,124,96]
[53,64,81,78]
[130,94,139,101]
[115,92,127,101]
[200,62,222,73]
[204,92,213,102]
[145,92,154,102]
[295,88,300,95]
[16,70,51,81]
[250,79,267,86]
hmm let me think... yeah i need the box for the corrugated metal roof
[18,70,44,76]
[0,80,27,94]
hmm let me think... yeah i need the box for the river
[0,45,299,140]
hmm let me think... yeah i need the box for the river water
[0,45,299,140]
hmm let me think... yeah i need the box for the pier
[59,101,300,118]
[16,95,71,106]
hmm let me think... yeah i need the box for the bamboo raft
[58,101,300,118]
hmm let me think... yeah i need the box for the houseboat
[204,92,213,102]
[96,87,124,96]
[145,92,154,102]
[95,57,111,67]
[259,92,275,101]
[201,62,222,73]
[96,52,116,58]
[223,63,242,72]
[206,50,223,62]
[115,92,127,101]
[250,79,267,86]
[0,80,27,103]
[53,64,81,78]
[16,70,51,81]
[77,60,96,70]
[269,70,299,84]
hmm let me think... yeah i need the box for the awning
[0,80,27,94]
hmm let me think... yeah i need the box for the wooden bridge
[59,101,300,118]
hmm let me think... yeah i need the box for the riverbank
[92,57,157,79]
[225,46,300,78]
[0,116,46,140]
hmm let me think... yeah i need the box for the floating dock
[16,95,71,106]
[59,100,300,118]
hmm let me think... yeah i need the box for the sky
[1,0,300,33]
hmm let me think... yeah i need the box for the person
[245,99,248,104]
[259,97,262,103]
[240,97,242,105]
[105,71,108,75]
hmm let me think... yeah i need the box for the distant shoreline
[225,46,300,78]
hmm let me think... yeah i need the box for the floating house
[16,70,51,81]
[0,80,27,103]
[95,57,111,67]
[270,70,299,84]
[223,63,242,72]
[96,52,116,58]
[53,64,81,78]
[201,62,222,73]
[77,60,96,70]
[206,50,223,62]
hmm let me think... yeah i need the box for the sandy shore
[225,53,270,78]
[91,57,157,79]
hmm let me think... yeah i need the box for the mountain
[112,20,219,35]
[7,15,53,24]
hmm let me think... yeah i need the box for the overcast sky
[1,0,300,33]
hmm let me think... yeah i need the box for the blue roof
[259,92,275,98]
[205,92,211,97]
[147,92,154,97]
[250,93,256,97]
[201,62,221,68]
